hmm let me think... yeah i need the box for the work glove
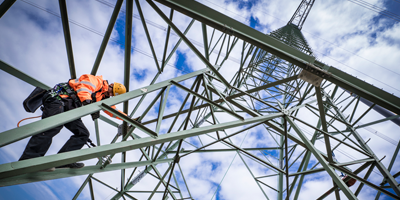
[82,100,92,106]
[91,111,100,121]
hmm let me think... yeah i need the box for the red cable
[17,116,42,127]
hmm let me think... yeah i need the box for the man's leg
[56,118,90,168]
[58,118,90,153]
[19,97,64,161]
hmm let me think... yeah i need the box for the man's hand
[91,111,100,120]
[82,100,92,106]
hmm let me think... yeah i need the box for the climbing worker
[332,151,357,188]
[342,175,357,187]
[19,74,127,171]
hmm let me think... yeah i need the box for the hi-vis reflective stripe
[76,88,93,94]
[74,79,96,89]
[108,112,118,118]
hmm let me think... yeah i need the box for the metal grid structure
[0,0,400,199]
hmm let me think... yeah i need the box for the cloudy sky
[0,0,400,199]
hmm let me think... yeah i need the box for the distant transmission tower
[0,0,399,200]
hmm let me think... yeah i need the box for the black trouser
[19,95,90,160]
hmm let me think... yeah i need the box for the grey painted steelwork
[0,59,51,89]
[58,0,76,79]
[0,0,399,200]
[154,0,400,115]
[0,0,16,19]
[91,0,124,76]
[288,0,315,30]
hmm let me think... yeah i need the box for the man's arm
[103,105,127,120]
[70,74,103,103]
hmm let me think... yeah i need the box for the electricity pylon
[0,0,399,199]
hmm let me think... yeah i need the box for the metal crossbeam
[0,159,174,187]
[58,0,76,79]
[0,0,16,19]
[154,0,400,115]
[0,113,283,179]
[0,67,210,147]
[0,59,51,89]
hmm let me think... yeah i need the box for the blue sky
[1,0,400,199]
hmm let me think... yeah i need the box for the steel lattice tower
[0,0,400,199]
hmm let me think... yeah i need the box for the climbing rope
[17,115,42,127]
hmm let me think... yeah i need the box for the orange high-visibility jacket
[67,74,126,120]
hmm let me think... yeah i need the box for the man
[19,74,127,171]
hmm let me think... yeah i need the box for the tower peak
[288,0,315,30]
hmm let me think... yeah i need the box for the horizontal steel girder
[0,59,50,89]
[0,112,283,179]
[152,0,314,66]
[100,103,158,138]
[153,0,400,116]
[143,74,298,125]
[0,68,210,147]
[0,0,16,19]
[0,158,174,187]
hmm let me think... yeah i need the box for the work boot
[41,167,55,172]
[56,162,84,169]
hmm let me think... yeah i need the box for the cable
[298,124,384,178]
[204,0,400,76]
[356,122,397,146]
[23,0,400,95]
[200,0,400,92]
[302,31,400,78]
[20,0,400,105]
[20,0,193,74]
[312,49,400,94]
[94,0,241,64]
[347,0,400,22]
[17,115,42,127]
[23,0,241,71]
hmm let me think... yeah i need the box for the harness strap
[332,151,345,177]
[64,85,82,107]
[91,81,105,103]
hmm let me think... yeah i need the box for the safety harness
[332,151,357,187]
[90,80,108,103]
[49,82,82,107]
[50,80,106,106]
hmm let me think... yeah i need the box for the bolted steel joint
[282,109,289,116]
[174,156,181,163]
[303,63,331,79]
[222,24,234,35]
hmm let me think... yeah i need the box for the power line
[21,0,240,76]
[313,48,400,94]
[94,0,241,64]
[347,0,400,22]
[299,124,384,178]
[21,0,400,97]
[199,0,400,92]
[301,31,400,78]
[97,0,400,96]
[20,0,193,74]
[356,122,397,146]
